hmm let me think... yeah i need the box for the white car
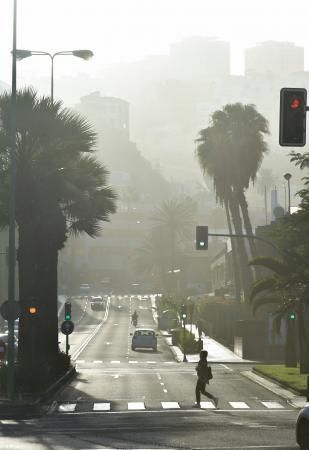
[296,403,309,449]
[131,328,157,351]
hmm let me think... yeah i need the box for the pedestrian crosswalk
[75,360,178,365]
[56,399,288,414]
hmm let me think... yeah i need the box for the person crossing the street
[193,350,218,408]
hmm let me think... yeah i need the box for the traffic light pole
[207,232,282,256]
[183,319,187,363]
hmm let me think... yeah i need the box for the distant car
[79,283,90,295]
[131,328,157,352]
[90,296,105,311]
[296,403,309,449]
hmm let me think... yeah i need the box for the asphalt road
[0,294,301,449]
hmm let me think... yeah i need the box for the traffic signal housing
[279,88,307,147]
[196,225,208,250]
[65,302,72,321]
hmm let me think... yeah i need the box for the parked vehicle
[296,403,309,449]
[131,328,158,352]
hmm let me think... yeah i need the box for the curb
[252,367,307,396]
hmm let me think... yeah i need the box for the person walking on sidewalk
[193,350,218,408]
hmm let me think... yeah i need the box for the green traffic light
[65,314,71,320]
[289,312,296,320]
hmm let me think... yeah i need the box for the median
[253,364,308,395]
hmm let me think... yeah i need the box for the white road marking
[111,361,120,364]
[161,402,180,409]
[93,360,103,364]
[106,342,111,345]
[113,323,119,326]
[58,403,76,412]
[163,389,168,393]
[229,402,250,409]
[113,375,119,379]
[157,373,162,380]
[93,403,110,411]
[128,360,138,364]
[200,401,216,409]
[0,420,19,424]
[160,382,164,386]
[147,361,156,364]
[128,402,145,410]
[76,360,85,364]
[221,364,233,371]
[261,401,284,409]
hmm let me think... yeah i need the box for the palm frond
[249,277,277,302]
[249,256,288,276]
[252,296,283,315]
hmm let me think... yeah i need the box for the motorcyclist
[132,310,138,325]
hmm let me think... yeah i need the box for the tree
[152,197,197,274]
[0,89,116,380]
[196,103,269,297]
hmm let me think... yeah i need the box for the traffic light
[28,306,37,315]
[181,304,187,320]
[65,302,71,321]
[196,226,208,250]
[289,311,296,320]
[279,88,307,146]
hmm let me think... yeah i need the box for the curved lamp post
[283,172,292,214]
[15,49,93,102]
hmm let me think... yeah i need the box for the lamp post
[283,173,292,214]
[15,49,93,102]
[7,0,18,401]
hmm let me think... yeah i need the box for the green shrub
[172,327,199,354]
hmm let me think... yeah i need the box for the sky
[1,0,309,85]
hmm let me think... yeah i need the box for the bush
[0,351,72,394]
[172,327,200,354]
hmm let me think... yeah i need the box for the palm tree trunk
[224,199,241,300]
[298,308,309,373]
[237,188,257,260]
[227,189,253,299]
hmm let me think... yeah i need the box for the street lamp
[15,49,94,102]
[283,173,292,214]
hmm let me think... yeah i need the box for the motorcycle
[132,316,138,327]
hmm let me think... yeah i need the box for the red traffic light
[290,98,301,109]
[28,306,37,315]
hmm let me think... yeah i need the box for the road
[0,295,301,449]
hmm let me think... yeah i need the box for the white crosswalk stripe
[161,402,180,409]
[128,402,145,410]
[200,401,216,409]
[229,402,250,409]
[93,403,111,411]
[58,403,76,412]
[261,401,284,409]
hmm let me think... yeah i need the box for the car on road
[296,403,309,449]
[90,295,106,311]
[131,328,157,352]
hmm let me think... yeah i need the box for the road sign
[0,340,6,360]
[0,300,20,321]
[61,320,74,335]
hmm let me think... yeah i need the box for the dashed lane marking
[93,360,103,364]
[111,361,120,364]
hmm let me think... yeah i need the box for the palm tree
[0,89,116,378]
[152,197,197,275]
[135,228,170,291]
[196,103,269,297]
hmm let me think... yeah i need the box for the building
[76,92,130,143]
[169,37,230,82]
[245,41,304,76]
